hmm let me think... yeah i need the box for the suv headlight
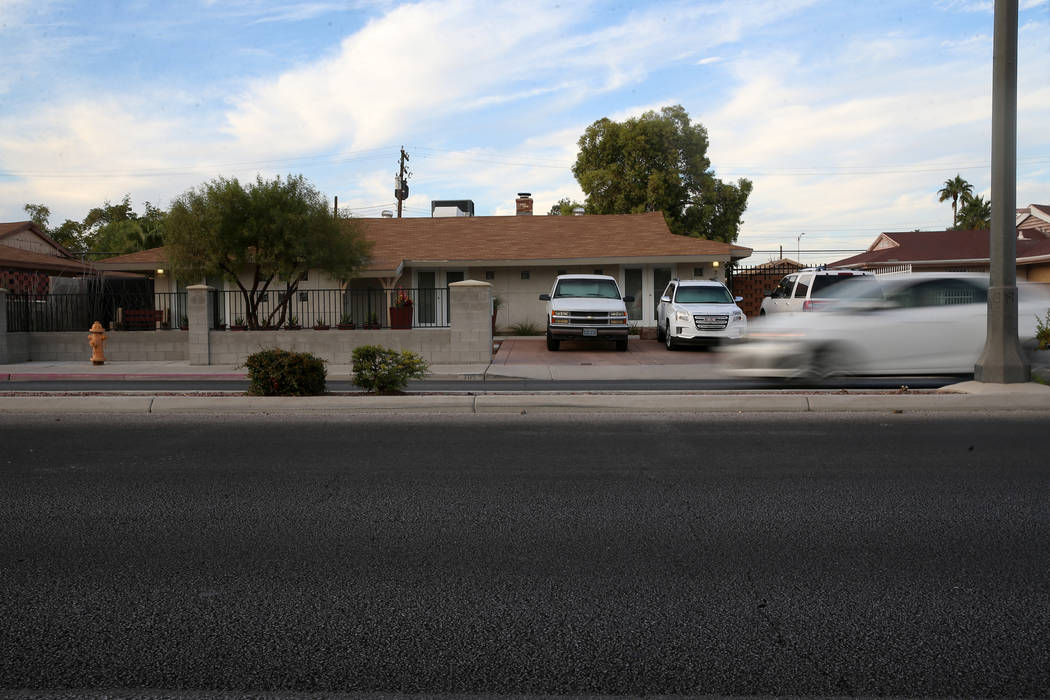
[675,310,692,323]
[551,310,571,324]
[731,311,744,322]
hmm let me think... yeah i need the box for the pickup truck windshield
[553,279,621,299]
[676,286,733,303]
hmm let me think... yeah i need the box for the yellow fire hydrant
[88,321,107,366]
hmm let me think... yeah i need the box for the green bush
[1036,309,1050,351]
[351,345,429,393]
[508,321,543,336]
[243,348,327,396]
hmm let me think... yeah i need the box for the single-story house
[96,207,752,329]
[829,204,1050,282]
[0,221,98,295]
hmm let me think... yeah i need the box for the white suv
[656,279,746,350]
[539,274,633,351]
[759,268,873,315]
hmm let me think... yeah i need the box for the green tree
[956,192,991,230]
[23,203,51,230]
[50,219,86,250]
[937,174,973,228]
[547,197,585,216]
[165,174,372,330]
[571,105,752,242]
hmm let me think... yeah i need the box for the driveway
[493,336,720,366]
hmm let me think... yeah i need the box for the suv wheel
[665,322,677,350]
[546,332,560,351]
[656,322,665,343]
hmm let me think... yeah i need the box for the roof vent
[381,210,393,218]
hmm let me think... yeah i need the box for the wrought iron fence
[212,288,450,329]
[5,291,186,332]
[5,287,451,331]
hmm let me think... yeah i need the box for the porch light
[712,261,719,268]
[156,269,165,275]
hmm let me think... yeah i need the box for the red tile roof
[831,227,1050,268]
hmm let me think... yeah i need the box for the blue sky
[1,0,1048,259]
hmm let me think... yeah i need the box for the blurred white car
[656,279,746,349]
[759,267,872,315]
[723,273,1049,378]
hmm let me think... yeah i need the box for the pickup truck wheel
[616,338,628,352]
[665,322,677,350]
[546,332,559,351]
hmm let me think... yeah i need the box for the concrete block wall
[1,282,492,366]
[449,280,494,363]
[207,328,459,365]
[9,331,190,362]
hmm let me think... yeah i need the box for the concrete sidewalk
[1,387,1049,414]
[1,359,1049,415]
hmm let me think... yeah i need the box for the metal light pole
[975,0,1029,383]
[797,232,805,267]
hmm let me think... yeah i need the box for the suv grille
[694,314,729,330]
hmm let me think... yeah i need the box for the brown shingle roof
[94,213,752,274]
[0,243,96,274]
[354,212,751,272]
[95,247,169,266]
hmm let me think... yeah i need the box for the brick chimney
[515,192,533,216]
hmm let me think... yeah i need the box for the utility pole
[394,147,411,219]
[975,0,1029,383]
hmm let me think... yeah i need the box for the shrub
[351,345,429,393]
[243,348,327,396]
[508,321,543,336]
[1036,309,1050,351]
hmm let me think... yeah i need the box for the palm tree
[956,192,991,230]
[937,174,973,228]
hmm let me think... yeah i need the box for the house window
[521,271,530,280]
[485,271,495,280]
[694,267,704,277]
[593,269,603,275]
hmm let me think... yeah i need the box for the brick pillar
[187,285,215,366]
[449,280,492,363]
[0,288,7,364]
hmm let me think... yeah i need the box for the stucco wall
[411,262,727,331]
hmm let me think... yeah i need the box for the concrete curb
[2,392,1048,415]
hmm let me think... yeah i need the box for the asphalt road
[0,376,958,393]
[2,413,1048,697]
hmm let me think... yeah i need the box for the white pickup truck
[539,274,634,351]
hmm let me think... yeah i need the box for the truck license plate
[582,328,597,337]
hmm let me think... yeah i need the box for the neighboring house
[0,221,97,295]
[829,204,1050,283]
[96,207,753,329]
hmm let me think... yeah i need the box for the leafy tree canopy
[547,197,585,216]
[165,174,372,330]
[571,105,752,243]
[23,196,166,254]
